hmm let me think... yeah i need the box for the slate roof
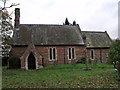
[13,24,84,45]
[82,31,112,48]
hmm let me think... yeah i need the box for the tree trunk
[85,42,91,70]
[118,64,120,89]
[118,62,120,78]
[85,48,88,70]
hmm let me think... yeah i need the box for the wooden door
[28,52,36,69]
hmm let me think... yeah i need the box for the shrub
[80,57,86,64]
[108,41,120,64]
[89,59,92,64]
[118,62,120,79]
[71,59,76,66]
[113,61,120,80]
[76,60,82,64]
[2,57,9,66]
[93,58,98,67]
[54,60,58,65]
[76,57,86,64]
[8,56,21,69]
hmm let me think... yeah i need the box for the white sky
[0,0,119,39]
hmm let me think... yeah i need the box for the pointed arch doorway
[28,52,36,69]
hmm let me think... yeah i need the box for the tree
[65,18,69,25]
[0,0,19,58]
[73,21,76,25]
[109,40,120,81]
[1,9,13,57]
[82,34,91,71]
[108,40,120,64]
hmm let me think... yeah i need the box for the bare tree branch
[2,3,20,10]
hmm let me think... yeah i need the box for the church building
[9,8,112,70]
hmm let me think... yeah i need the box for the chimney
[14,8,20,28]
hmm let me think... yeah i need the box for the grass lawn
[2,63,119,88]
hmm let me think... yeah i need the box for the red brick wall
[36,46,85,66]
[87,48,109,63]
[10,46,27,57]
[10,46,109,67]
[10,45,85,66]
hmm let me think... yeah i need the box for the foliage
[113,61,120,80]
[108,41,120,64]
[93,58,98,67]
[2,64,119,88]
[54,60,58,65]
[0,9,13,57]
[71,59,76,66]
[2,56,8,66]
[118,62,120,80]
[82,34,86,40]
[8,56,21,69]
[76,60,82,64]
[77,57,86,64]
[89,59,92,64]
[0,0,19,57]
[81,57,86,64]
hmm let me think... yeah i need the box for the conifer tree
[73,21,76,25]
[65,18,69,25]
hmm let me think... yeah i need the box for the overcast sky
[1,0,119,39]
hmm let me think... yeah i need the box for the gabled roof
[82,31,112,48]
[13,24,84,45]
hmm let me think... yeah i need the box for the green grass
[2,63,119,88]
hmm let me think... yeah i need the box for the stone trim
[48,47,57,61]
[68,47,76,60]
[20,43,42,70]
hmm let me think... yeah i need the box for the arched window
[90,50,94,60]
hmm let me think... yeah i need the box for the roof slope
[82,31,112,48]
[14,24,84,45]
